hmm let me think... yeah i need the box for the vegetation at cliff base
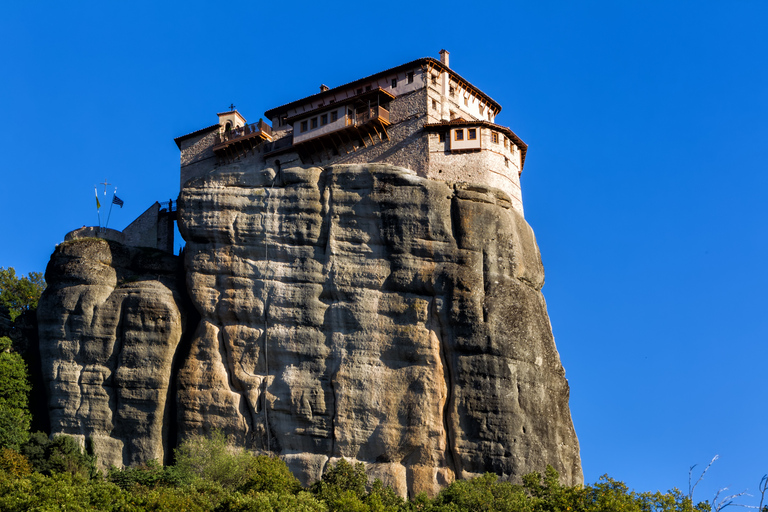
[1,431,764,512]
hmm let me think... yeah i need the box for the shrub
[0,447,31,477]
[21,432,97,478]
[237,454,302,495]
[174,430,260,489]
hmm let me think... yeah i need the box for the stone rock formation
[38,163,580,496]
[38,238,188,468]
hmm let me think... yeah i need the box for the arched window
[225,122,232,132]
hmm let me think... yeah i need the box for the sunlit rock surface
[39,163,580,496]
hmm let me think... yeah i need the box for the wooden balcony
[213,119,272,156]
[351,105,389,126]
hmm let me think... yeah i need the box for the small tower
[217,107,246,134]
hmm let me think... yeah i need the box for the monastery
[175,50,527,215]
[68,50,528,251]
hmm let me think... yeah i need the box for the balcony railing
[351,106,389,126]
[215,119,272,145]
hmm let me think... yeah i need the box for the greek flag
[112,195,124,207]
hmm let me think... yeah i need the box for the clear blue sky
[2,0,766,503]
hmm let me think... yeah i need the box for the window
[366,85,372,91]
[431,74,438,85]
[330,110,338,122]
[407,71,414,84]
[479,105,484,116]
[504,137,508,148]
[464,96,469,106]
[392,78,397,88]
[439,132,446,142]
[280,115,287,127]
[311,117,318,129]
[449,111,455,120]
[321,114,328,126]
[449,85,455,97]
[300,120,308,132]
[455,129,464,141]
[432,99,437,110]
[491,132,499,144]
[468,128,477,140]
[505,157,509,168]
[356,88,363,95]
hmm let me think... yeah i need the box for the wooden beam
[331,133,346,155]
[356,128,368,148]
[372,123,383,142]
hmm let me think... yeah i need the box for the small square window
[392,78,397,88]
[439,132,446,142]
[407,71,414,84]
[491,132,499,144]
[464,96,469,106]
[449,86,455,97]
[366,85,372,91]
[356,88,363,95]
[455,129,464,141]
[432,99,437,110]
[300,121,308,132]
[505,157,509,168]
[431,74,438,85]
[331,111,338,122]
[468,128,477,140]
[311,117,318,129]
[321,114,328,125]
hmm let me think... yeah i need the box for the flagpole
[106,187,116,229]
[95,187,102,230]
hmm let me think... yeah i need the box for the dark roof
[423,119,528,169]
[174,124,220,149]
[264,57,502,120]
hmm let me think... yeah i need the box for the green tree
[0,336,31,450]
[0,267,45,321]
[21,432,97,478]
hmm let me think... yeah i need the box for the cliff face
[38,163,580,496]
[38,239,188,468]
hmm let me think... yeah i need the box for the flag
[95,188,101,209]
[112,195,124,208]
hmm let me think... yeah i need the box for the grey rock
[38,238,187,468]
[38,164,580,494]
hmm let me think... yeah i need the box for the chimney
[320,84,329,92]
[439,49,450,68]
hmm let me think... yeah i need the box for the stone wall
[427,131,524,214]
[180,129,219,187]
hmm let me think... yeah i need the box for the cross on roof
[230,103,236,111]
[99,178,112,195]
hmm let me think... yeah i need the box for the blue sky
[2,0,766,503]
